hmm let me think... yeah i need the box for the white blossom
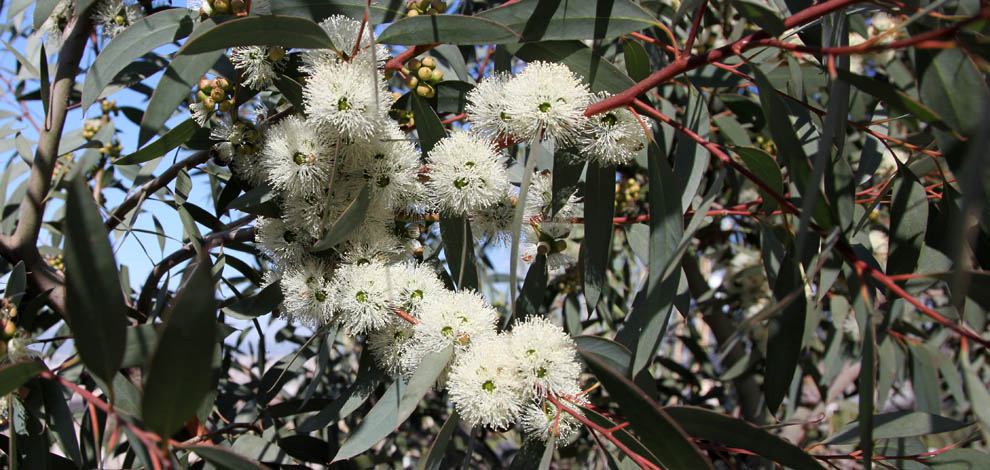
[280,257,334,327]
[520,220,576,272]
[447,335,526,429]
[303,59,392,142]
[230,46,285,90]
[472,191,516,245]
[331,261,399,335]
[403,290,498,371]
[521,399,584,444]
[261,115,337,198]
[425,132,508,215]
[508,316,583,399]
[304,14,389,67]
[524,170,580,221]
[255,217,311,265]
[92,0,142,40]
[341,123,424,210]
[581,93,648,165]
[503,61,592,145]
[465,72,513,139]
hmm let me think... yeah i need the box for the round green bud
[404,75,419,88]
[214,0,230,12]
[203,97,216,109]
[210,87,226,102]
[421,57,436,68]
[197,90,210,102]
[417,66,433,81]
[217,100,231,112]
[416,84,435,98]
[199,77,213,90]
[430,69,443,83]
[230,0,245,13]
[432,0,447,11]
[407,9,419,17]
[407,58,421,71]
[214,77,231,90]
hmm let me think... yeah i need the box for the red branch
[545,394,661,470]
[384,44,439,72]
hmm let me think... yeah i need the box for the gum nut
[407,58,421,70]
[405,75,419,88]
[3,320,15,336]
[416,84,435,98]
[214,0,230,12]
[430,69,443,82]
[268,46,286,62]
[218,100,231,112]
[231,0,245,11]
[421,57,436,68]
[199,77,213,90]
[407,9,419,17]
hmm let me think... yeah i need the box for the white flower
[425,132,508,215]
[92,0,142,40]
[368,320,417,376]
[465,72,513,139]
[342,123,424,210]
[331,261,400,335]
[447,335,526,429]
[212,118,266,182]
[581,93,648,165]
[261,115,337,198]
[304,14,389,67]
[190,101,213,126]
[303,59,392,142]
[6,335,37,362]
[281,189,328,240]
[280,257,334,327]
[503,61,592,144]
[508,316,582,399]
[255,217,311,265]
[521,399,584,444]
[520,220,576,272]
[230,46,286,90]
[390,263,446,316]
[403,290,498,371]
[524,170,580,221]
[472,191,516,245]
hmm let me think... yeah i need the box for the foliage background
[0,0,988,468]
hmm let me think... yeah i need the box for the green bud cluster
[405,0,447,16]
[196,76,236,115]
[402,56,443,98]
[99,137,124,158]
[389,109,415,128]
[198,0,249,17]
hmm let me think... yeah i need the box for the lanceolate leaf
[476,0,657,41]
[178,15,333,55]
[311,184,371,254]
[142,257,219,438]
[764,243,807,414]
[64,177,128,385]
[378,15,520,45]
[733,0,786,37]
[582,161,616,316]
[270,0,404,23]
[222,282,284,319]
[0,361,44,396]
[116,119,197,165]
[333,346,453,462]
[82,9,198,113]
[920,48,988,136]
[40,379,84,467]
[579,350,713,470]
[615,138,682,376]
[418,411,459,470]
[825,411,971,445]
[886,166,928,278]
[666,406,823,470]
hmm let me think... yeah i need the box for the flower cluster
[198,16,623,444]
[466,61,649,165]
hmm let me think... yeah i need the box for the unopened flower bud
[199,77,213,90]
[197,90,210,102]
[210,87,226,102]
[407,9,419,17]
[3,320,15,336]
[214,77,231,90]
[417,66,433,81]
[214,0,230,12]
[405,75,419,88]
[432,0,447,11]
[407,58,421,71]
[230,0,245,13]
[421,57,436,68]
[218,100,231,112]
[203,97,216,109]
[416,84,435,98]
[430,69,443,83]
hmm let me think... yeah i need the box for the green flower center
[377,175,390,187]
[538,102,551,112]
[315,291,326,302]
[603,113,618,127]
[482,380,496,392]
[338,97,350,111]
[453,178,469,189]
[355,291,368,302]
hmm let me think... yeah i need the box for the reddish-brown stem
[545,394,661,470]
[477,45,496,81]
[384,44,439,72]
[682,1,708,55]
[395,307,419,325]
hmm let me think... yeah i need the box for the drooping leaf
[82,9,198,113]
[4,261,25,306]
[333,346,453,462]
[579,350,713,470]
[0,361,44,396]
[64,177,128,385]
[418,411,459,470]
[763,241,807,413]
[733,0,786,37]
[477,0,657,41]
[270,0,404,23]
[622,38,651,82]
[515,254,548,320]
[825,411,971,445]
[297,352,386,433]
[40,379,84,467]
[177,15,333,55]
[615,138,682,376]
[311,184,371,254]
[666,406,823,470]
[411,92,446,157]
[142,257,219,438]
[838,70,943,127]
[378,15,520,45]
[886,167,928,278]
[116,119,197,165]
[582,160,616,316]
[920,48,988,136]
[734,147,783,213]
[222,282,284,319]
